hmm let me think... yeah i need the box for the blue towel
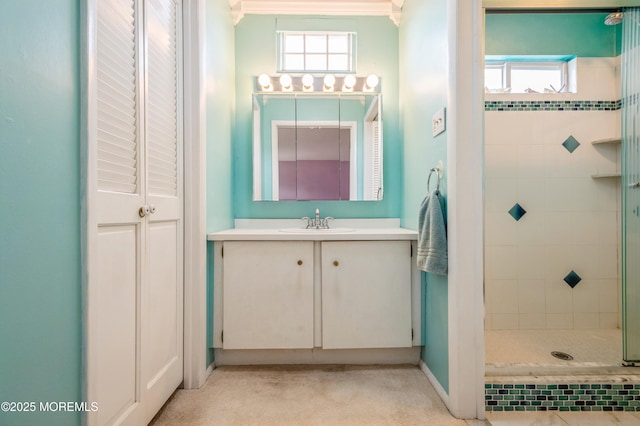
[417,190,448,275]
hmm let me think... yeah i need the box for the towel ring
[427,167,441,192]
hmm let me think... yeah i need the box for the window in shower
[485,56,577,94]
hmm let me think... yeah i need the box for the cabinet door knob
[297,260,303,265]
[333,260,339,267]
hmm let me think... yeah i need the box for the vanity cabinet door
[321,241,412,349]
[222,241,314,349]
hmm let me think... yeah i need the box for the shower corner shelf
[591,137,621,179]
[591,172,621,179]
[591,137,621,146]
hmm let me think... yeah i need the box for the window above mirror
[278,31,356,73]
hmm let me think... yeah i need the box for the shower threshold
[486,362,640,377]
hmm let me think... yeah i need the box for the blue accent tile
[564,270,582,288]
[484,100,621,112]
[562,135,581,153]
[486,381,640,412]
[508,203,527,221]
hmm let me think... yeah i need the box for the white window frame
[277,31,356,73]
[363,96,382,201]
[485,59,572,94]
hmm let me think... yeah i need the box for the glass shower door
[622,7,640,363]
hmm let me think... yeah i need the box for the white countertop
[207,227,418,241]
[207,218,418,241]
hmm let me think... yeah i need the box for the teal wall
[206,0,235,233]
[399,0,450,393]
[486,13,622,57]
[205,0,236,366]
[234,15,400,218]
[0,1,81,425]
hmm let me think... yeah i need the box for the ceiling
[228,0,405,25]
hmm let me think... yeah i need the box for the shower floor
[484,329,640,376]
[485,329,640,412]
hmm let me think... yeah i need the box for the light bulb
[323,74,336,92]
[258,74,272,91]
[365,74,379,91]
[279,74,292,91]
[343,74,356,92]
[302,74,314,91]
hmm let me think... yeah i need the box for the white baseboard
[214,347,421,365]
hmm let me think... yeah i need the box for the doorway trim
[446,0,485,419]
[181,0,209,390]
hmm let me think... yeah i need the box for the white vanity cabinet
[321,241,412,349]
[209,222,420,362]
[222,241,314,349]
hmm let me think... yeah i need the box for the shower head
[605,11,623,25]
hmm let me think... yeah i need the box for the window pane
[279,31,354,73]
[306,54,327,70]
[284,34,304,53]
[328,35,348,53]
[284,54,304,70]
[305,35,326,53]
[328,54,348,71]
[511,68,562,93]
[484,67,504,90]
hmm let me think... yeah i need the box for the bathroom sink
[279,227,355,234]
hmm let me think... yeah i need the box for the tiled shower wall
[484,58,622,330]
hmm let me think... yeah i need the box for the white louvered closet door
[88,0,183,425]
[141,0,183,423]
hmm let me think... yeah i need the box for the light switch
[432,107,446,137]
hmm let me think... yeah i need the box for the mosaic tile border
[486,383,640,412]
[484,100,621,111]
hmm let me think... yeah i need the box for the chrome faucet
[302,208,333,229]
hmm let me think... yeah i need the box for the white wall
[485,57,622,330]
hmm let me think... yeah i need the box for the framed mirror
[253,93,383,201]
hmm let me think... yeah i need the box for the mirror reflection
[253,93,383,201]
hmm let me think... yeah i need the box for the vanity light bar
[255,74,380,93]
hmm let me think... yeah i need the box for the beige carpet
[150,365,467,426]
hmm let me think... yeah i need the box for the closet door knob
[333,260,339,267]
[138,204,156,217]
[297,260,303,265]
[139,205,151,217]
